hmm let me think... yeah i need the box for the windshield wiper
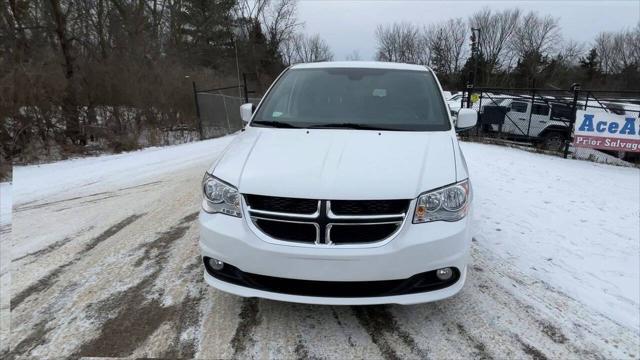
[251,120,299,128]
[307,123,397,131]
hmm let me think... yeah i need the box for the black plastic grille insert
[245,194,317,214]
[204,257,461,298]
[254,219,316,243]
[330,199,410,216]
[330,223,399,244]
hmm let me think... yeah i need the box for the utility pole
[242,73,249,104]
[470,27,481,87]
[233,37,242,99]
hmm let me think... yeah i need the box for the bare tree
[234,0,270,37]
[512,11,561,59]
[416,29,431,65]
[558,40,585,66]
[447,18,468,74]
[281,32,333,64]
[374,22,425,64]
[345,49,362,61]
[615,26,640,71]
[594,25,640,74]
[292,33,333,63]
[280,31,300,65]
[261,0,301,51]
[631,23,640,67]
[594,31,618,74]
[425,18,467,75]
[424,24,446,69]
[48,0,81,143]
[469,8,520,73]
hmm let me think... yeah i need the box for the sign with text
[573,110,640,152]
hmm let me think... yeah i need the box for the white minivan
[199,62,477,305]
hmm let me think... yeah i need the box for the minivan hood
[211,127,459,200]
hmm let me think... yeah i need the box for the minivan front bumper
[199,208,472,305]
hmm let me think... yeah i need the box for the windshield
[252,68,450,131]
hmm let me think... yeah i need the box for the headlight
[202,173,241,217]
[413,179,470,223]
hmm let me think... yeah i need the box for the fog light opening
[436,267,453,281]
[208,258,224,271]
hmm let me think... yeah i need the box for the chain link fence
[455,87,640,165]
[195,91,260,139]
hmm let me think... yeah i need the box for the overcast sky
[297,0,640,61]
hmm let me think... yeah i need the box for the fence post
[193,81,203,140]
[242,73,249,104]
[476,92,483,136]
[584,93,589,110]
[564,84,581,159]
[526,89,536,137]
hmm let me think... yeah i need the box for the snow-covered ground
[4,136,640,358]
[10,137,236,259]
[0,183,10,227]
[0,182,11,356]
[571,146,635,166]
[13,135,236,205]
[463,142,640,331]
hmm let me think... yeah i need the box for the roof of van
[290,61,431,72]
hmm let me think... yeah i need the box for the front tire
[540,132,565,152]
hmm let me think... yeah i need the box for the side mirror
[240,103,254,124]
[455,108,478,131]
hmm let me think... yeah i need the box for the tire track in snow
[13,192,113,212]
[13,237,72,263]
[75,275,206,358]
[454,323,493,360]
[537,320,568,344]
[0,224,10,235]
[13,181,165,213]
[71,211,202,358]
[161,286,206,359]
[132,211,198,267]
[231,298,262,358]
[294,335,312,360]
[352,305,428,360]
[3,319,51,360]
[73,269,170,357]
[515,335,549,360]
[10,214,145,311]
[5,280,83,359]
[10,262,72,312]
[469,244,613,359]
[12,226,95,264]
[331,307,356,348]
[78,213,145,255]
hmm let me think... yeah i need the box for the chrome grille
[245,195,410,245]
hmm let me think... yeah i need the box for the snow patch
[0,182,10,227]
[12,136,236,205]
[462,141,640,331]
